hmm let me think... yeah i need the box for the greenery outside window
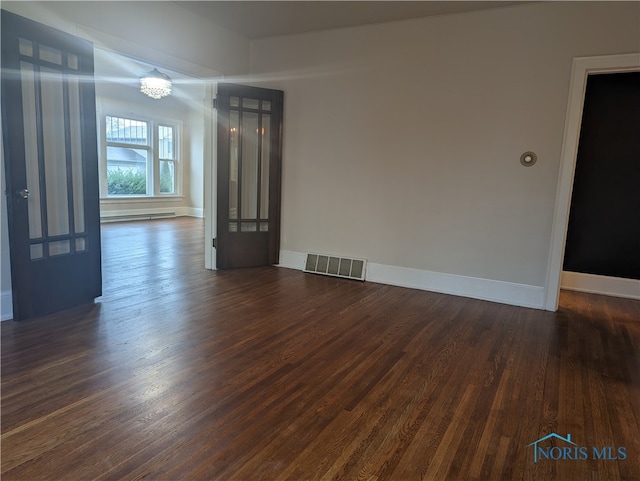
[104,115,179,197]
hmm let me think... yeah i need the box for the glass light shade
[139,68,172,100]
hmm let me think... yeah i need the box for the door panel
[216,83,283,268]
[2,11,102,321]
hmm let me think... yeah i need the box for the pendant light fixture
[139,68,172,99]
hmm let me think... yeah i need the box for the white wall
[250,2,640,305]
[188,106,205,215]
[1,1,250,76]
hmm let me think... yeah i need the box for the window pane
[160,160,175,194]
[106,116,148,145]
[106,146,148,195]
[158,125,174,159]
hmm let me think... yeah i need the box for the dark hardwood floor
[2,217,639,480]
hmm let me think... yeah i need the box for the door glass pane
[260,114,271,219]
[106,146,148,195]
[241,112,259,220]
[229,222,238,232]
[242,98,259,110]
[260,222,269,232]
[229,110,239,219]
[75,238,86,252]
[230,96,239,108]
[241,222,257,232]
[68,77,85,233]
[30,244,43,260]
[19,38,33,57]
[67,54,78,70]
[39,45,62,65]
[41,66,70,237]
[49,239,70,256]
[262,100,271,112]
[21,61,42,240]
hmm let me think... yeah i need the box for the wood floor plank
[2,217,639,480]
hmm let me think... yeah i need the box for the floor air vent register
[304,253,367,281]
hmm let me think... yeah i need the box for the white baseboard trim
[277,250,308,270]
[100,207,204,223]
[561,271,640,300]
[182,207,204,218]
[278,250,545,309]
[1,290,13,321]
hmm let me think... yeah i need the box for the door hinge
[213,98,217,109]
[212,238,216,248]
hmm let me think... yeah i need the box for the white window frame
[99,113,182,199]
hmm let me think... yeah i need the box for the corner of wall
[1,291,13,321]
[1,127,13,322]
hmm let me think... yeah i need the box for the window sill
[100,195,184,204]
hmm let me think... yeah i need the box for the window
[104,115,179,197]
[158,124,175,194]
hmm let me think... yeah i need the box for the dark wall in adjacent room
[563,72,640,280]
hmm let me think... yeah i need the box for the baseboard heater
[304,253,367,281]
[100,211,176,223]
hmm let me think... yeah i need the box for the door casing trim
[544,52,640,311]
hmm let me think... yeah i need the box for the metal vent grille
[304,253,366,281]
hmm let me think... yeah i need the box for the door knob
[17,188,30,199]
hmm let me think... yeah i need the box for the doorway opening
[93,48,208,226]
[545,53,640,311]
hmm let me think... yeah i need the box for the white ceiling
[176,1,533,39]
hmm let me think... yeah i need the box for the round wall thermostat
[520,151,537,167]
